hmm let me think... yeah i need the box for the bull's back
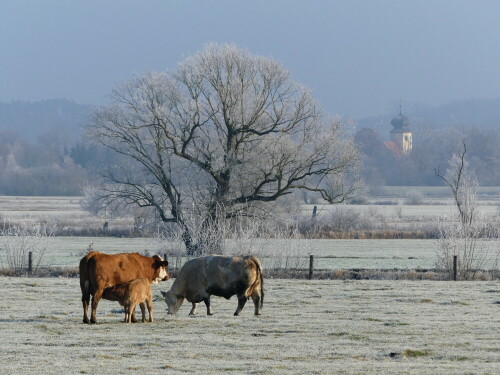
[205,256,258,298]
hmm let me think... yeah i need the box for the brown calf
[102,278,154,323]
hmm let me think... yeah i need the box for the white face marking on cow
[153,266,168,283]
[152,255,169,283]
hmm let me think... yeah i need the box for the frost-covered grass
[1,236,499,271]
[0,196,133,230]
[0,277,498,374]
[302,203,500,218]
[2,194,499,229]
[1,195,499,271]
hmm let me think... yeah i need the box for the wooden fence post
[311,206,318,220]
[308,255,314,280]
[28,252,33,275]
[453,255,458,281]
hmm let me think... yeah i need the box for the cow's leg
[123,306,128,323]
[82,291,91,324]
[251,292,261,316]
[204,297,213,315]
[129,308,137,323]
[139,302,146,322]
[90,289,103,324]
[234,295,247,316]
[146,295,153,322]
[124,305,131,323]
[127,304,136,323]
[189,303,198,315]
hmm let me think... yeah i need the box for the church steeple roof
[390,106,410,131]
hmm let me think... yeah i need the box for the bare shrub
[393,205,403,219]
[326,205,364,231]
[405,190,424,205]
[435,141,498,279]
[0,221,54,276]
[80,184,104,216]
[436,218,491,280]
[156,208,309,272]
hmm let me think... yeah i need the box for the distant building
[383,109,412,154]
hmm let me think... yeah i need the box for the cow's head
[161,290,184,315]
[152,255,169,283]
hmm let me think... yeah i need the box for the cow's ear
[152,256,168,268]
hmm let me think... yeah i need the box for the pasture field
[0,196,132,229]
[0,276,498,374]
[2,193,500,230]
[8,236,497,271]
[302,203,500,219]
[368,186,500,201]
[1,193,499,273]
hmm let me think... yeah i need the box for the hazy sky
[1,0,499,118]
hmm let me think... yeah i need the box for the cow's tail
[259,263,264,309]
[79,256,89,295]
[79,251,98,296]
[249,256,264,309]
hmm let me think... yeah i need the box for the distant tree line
[0,130,115,195]
[1,113,500,196]
[354,125,500,186]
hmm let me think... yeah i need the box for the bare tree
[435,140,491,279]
[88,44,359,255]
[435,140,476,225]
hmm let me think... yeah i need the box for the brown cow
[102,278,153,323]
[79,251,169,324]
[161,255,263,316]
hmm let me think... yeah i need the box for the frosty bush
[436,217,490,280]
[435,141,497,279]
[404,190,424,205]
[0,221,54,275]
[156,210,309,271]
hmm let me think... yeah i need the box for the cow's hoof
[83,318,90,324]
[207,313,213,316]
[90,320,97,324]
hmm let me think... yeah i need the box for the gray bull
[161,255,264,316]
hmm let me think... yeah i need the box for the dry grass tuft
[403,349,432,357]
